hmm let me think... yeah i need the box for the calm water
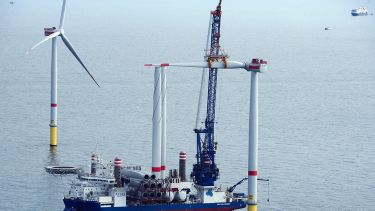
[1,0,375,210]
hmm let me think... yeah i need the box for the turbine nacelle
[44,27,58,36]
[244,58,268,73]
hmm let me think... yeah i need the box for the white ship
[351,7,368,16]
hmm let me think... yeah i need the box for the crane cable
[195,14,212,129]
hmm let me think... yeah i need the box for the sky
[1,0,374,32]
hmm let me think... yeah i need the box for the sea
[1,0,375,210]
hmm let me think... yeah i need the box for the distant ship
[351,7,368,16]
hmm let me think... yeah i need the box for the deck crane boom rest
[191,0,228,187]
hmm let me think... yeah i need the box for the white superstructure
[351,7,368,16]
[64,155,127,208]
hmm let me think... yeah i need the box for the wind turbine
[27,0,100,147]
[145,58,268,211]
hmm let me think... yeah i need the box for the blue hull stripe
[64,198,246,211]
[351,13,368,16]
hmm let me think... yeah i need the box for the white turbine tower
[145,58,267,211]
[149,65,168,179]
[27,0,100,147]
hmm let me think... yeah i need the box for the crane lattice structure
[192,0,228,187]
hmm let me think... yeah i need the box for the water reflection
[48,146,59,166]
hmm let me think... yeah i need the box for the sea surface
[1,0,375,210]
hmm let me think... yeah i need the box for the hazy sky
[1,0,374,32]
[1,0,374,63]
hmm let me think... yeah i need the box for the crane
[191,0,228,187]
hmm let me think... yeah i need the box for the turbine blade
[26,31,61,54]
[59,0,67,29]
[169,61,246,69]
[60,34,100,87]
[145,61,246,69]
[168,62,209,68]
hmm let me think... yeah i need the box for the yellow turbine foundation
[50,126,57,146]
[248,205,257,211]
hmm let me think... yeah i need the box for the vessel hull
[63,198,246,211]
[351,12,368,16]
